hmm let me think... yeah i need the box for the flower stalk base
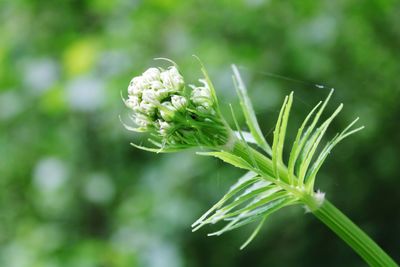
[312,200,398,267]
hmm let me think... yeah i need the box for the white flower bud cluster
[124,64,224,146]
[125,66,187,135]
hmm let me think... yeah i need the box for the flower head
[123,61,231,150]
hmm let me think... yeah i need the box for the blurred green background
[1,0,399,266]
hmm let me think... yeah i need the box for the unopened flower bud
[154,89,170,100]
[168,66,184,90]
[171,95,187,111]
[157,120,173,136]
[159,101,176,122]
[160,66,184,92]
[191,86,213,109]
[196,105,213,114]
[150,81,164,91]
[140,101,157,116]
[125,95,140,111]
[128,76,148,96]
[142,67,161,83]
[135,114,151,128]
[142,89,159,103]
[160,71,173,89]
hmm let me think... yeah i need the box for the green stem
[229,140,398,266]
[311,199,398,267]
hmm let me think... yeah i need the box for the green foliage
[192,68,363,249]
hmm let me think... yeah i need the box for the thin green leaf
[287,101,322,184]
[119,116,146,133]
[229,104,259,170]
[297,104,343,184]
[153,57,179,69]
[192,171,259,228]
[272,92,293,181]
[272,95,288,178]
[277,92,293,163]
[207,197,297,236]
[228,171,261,193]
[193,180,273,231]
[290,89,334,185]
[305,118,364,191]
[197,151,253,170]
[234,131,257,144]
[209,186,282,222]
[222,190,289,220]
[193,55,219,107]
[231,64,272,155]
[240,215,267,250]
[130,143,183,153]
[198,188,285,230]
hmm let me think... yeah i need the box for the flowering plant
[123,59,397,266]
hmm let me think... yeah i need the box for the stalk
[230,140,398,266]
[312,200,397,267]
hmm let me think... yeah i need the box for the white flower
[171,95,187,111]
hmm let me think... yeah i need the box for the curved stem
[311,200,398,267]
